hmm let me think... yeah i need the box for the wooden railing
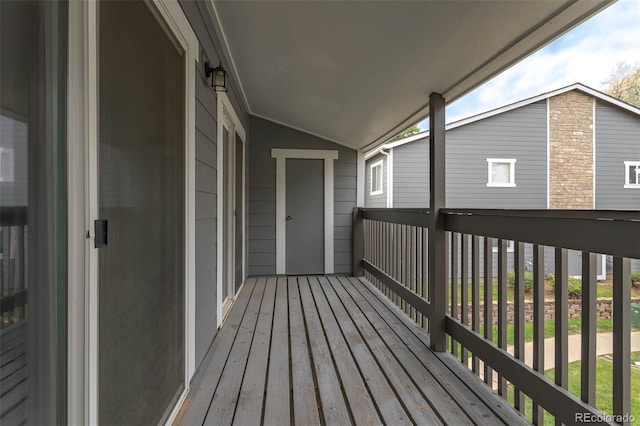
[354,207,640,426]
[0,206,28,328]
[0,206,28,424]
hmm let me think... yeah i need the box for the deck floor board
[176,276,529,426]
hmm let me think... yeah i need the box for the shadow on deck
[174,276,527,425]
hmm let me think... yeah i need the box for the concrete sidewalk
[470,331,640,388]
[506,331,640,370]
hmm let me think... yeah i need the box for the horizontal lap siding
[393,137,429,208]
[595,101,640,210]
[365,153,387,207]
[446,101,548,208]
[181,0,249,369]
[248,117,357,275]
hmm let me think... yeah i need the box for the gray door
[98,1,185,424]
[286,159,324,275]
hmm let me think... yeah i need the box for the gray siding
[181,0,249,370]
[594,101,640,210]
[393,137,429,208]
[446,101,548,208]
[247,116,357,276]
[365,153,388,208]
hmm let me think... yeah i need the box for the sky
[418,0,640,128]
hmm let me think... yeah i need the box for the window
[0,148,14,183]
[370,160,383,195]
[624,161,640,188]
[487,158,516,187]
[492,239,514,253]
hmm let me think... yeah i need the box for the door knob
[286,215,292,221]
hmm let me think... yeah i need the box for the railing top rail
[442,208,640,222]
[359,207,430,213]
[359,208,430,228]
[357,207,640,258]
[445,210,640,259]
[0,206,27,227]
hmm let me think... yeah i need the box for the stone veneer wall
[450,297,640,324]
[548,91,594,209]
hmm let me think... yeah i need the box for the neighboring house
[365,83,640,276]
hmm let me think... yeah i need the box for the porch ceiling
[211,0,613,150]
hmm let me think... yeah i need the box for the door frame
[216,92,246,326]
[271,149,339,275]
[66,1,198,424]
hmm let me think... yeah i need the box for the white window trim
[369,159,383,195]
[271,148,338,275]
[487,158,516,187]
[624,161,640,188]
[0,148,15,182]
[492,239,515,253]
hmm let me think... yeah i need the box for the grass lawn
[452,278,639,305]
[506,354,640,424]
[475,318,613,346]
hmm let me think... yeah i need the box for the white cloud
[419,0,640,127]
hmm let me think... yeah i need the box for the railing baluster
[580,252,596,407]
[532,244,545,425]
[413,226,420,323]
[402,224,407,312]
[418,228,427,327]
[411,226,418,322]
[497,239,507,397]
[483,236,493,386]
[613,256,631,425]
[514,241,525,413]
[554,248,568,426]
[451,232,459,358]
[472,235,480,375]
[461,233,469,364]
[384,221,388,296]
[2,227,9,297]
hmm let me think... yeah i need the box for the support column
[428,92,447,352]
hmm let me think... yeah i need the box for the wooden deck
[175,276,527,426]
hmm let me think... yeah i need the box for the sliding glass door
[0,1,68,424]
[98,1,184,424]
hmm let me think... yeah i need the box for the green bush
[545,272,582,297]
[506,270,534,292]
[546,272,555,287]
[568,276,582,298]
[631,271,640,289]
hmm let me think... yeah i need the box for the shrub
[568,276,582,298]
[546,273,582,298]
[506,270,534,292]
[631,271,640,289]
[546,273,555,287]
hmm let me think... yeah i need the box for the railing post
[353,207,364,277]
[428,92,447,352]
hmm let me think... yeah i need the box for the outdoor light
[205,61,228,92]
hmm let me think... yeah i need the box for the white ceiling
[211,0,613,151]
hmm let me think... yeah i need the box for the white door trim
[67,1,198,424]
[271,148,339,275]
[216,92,247,327]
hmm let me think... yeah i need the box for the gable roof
[365,82,640,158]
